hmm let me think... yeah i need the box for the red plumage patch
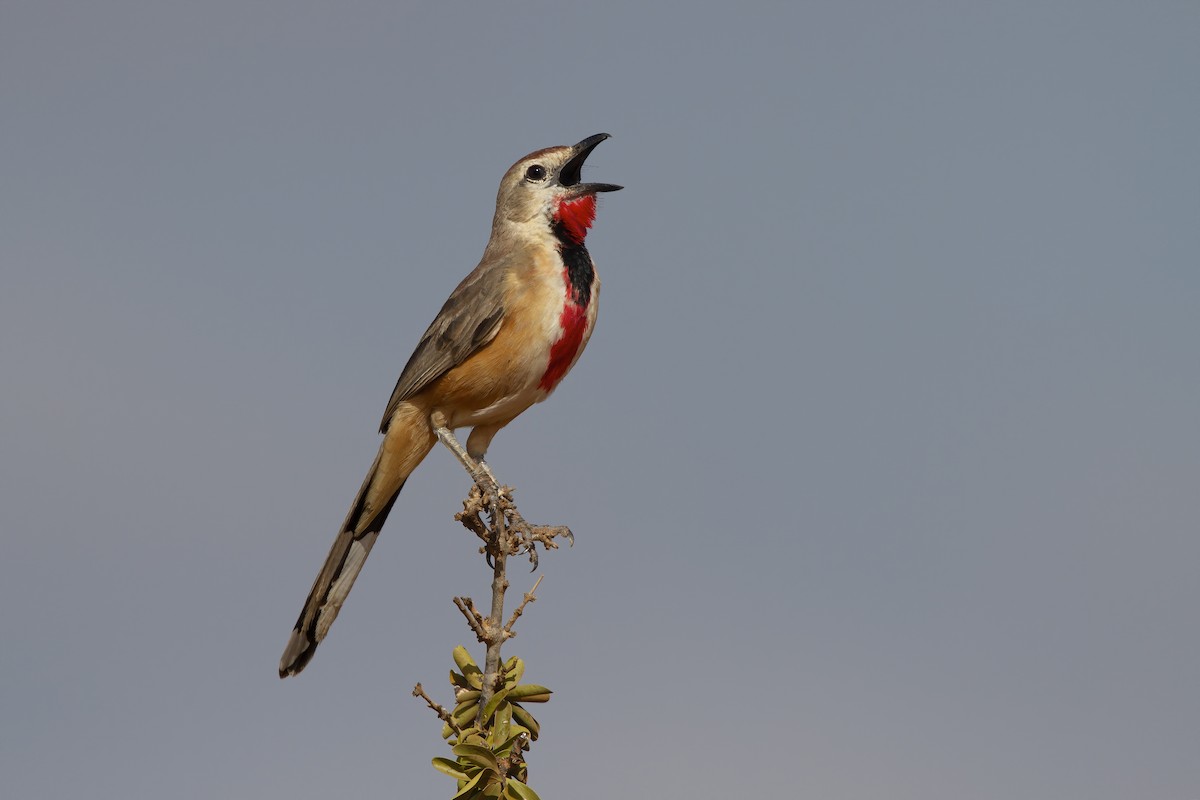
[553,195,597,244]
[539,300,587,392]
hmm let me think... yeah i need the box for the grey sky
[3,2,1198,798]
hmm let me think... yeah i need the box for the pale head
[491,133,622,232]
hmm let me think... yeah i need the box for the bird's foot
[502,504,573,571]
[455,483,573,570]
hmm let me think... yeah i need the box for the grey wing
[379,260,509,432]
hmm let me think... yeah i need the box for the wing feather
[379,259,509,432]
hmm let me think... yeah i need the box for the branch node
[453,596,489,642]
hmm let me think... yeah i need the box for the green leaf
[457,728,486,748]
[450,769,486,800]
[452,698,481,727]
[503,657,525,687]
[504,778,542,800]
[509,705,540,740]
[491,731,527,756]
[456,729,484,748]
[480,687,512,723]
[453,645,479,671]
[432,757,470,781]
[451,668,484,690]
[452,647,485,690]
[452,744,500,774]
[507,685,552,703]
[487,702,512,750]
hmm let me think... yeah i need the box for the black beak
[559,133,623,195]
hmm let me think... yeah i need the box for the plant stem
[477,517,509,722]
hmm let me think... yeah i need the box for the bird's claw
[454,460,574,571]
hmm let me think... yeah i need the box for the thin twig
[453,596,489,642]
[503,574,543,636]
[412,683,460,735]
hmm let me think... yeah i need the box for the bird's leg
[434,421,573,568]
[433,425,496,492]
[433,425,505,537]
[476,459,499,490]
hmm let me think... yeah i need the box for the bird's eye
[524,164,547,182]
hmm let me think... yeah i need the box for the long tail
[279,403,435,678]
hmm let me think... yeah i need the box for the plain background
[3,2,1198,798]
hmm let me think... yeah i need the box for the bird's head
[492,133,622,243]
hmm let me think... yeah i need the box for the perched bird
[279,133,621,677]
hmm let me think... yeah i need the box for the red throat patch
[553,195,597,244]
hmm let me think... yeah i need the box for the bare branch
[453,482,571,721]
[416,425,577,800]
[453,595,489,642]
[419,429,574,753]
[412,683,460,735]
[503,575,543,636]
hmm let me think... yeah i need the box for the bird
[279,133,621,678]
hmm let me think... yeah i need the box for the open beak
[558,133,623,197]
